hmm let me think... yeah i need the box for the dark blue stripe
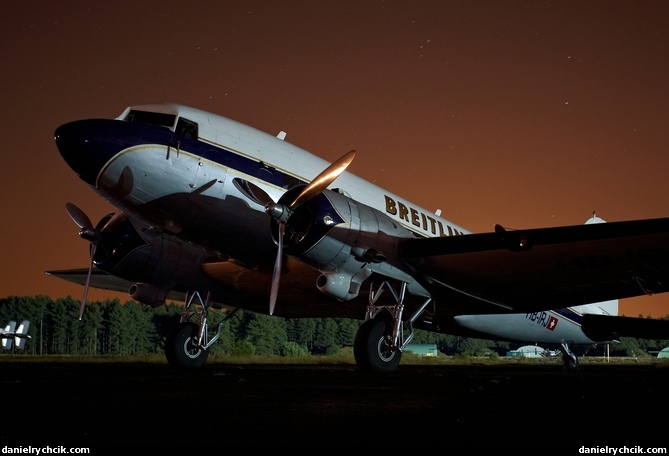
[56,119,307,190]
[553,307,583,325]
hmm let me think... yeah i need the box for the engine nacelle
[275,188,417,301]
[91,214,217,306]
[316,269,372,301]
[129,283,171,307]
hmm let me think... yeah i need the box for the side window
[176,118,198,139]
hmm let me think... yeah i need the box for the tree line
[1,295,668,358]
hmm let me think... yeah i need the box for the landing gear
[563,353,579,371]
[165,322,209,368]
[559,340,580,372]
[354,316,401,373]
[353,279,433,374]
[164,290,232,369]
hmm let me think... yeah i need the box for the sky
[2,0,669,318]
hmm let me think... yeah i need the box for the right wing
[45,268,188,305]
[46,268,137,295]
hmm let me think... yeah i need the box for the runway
[0,359,667,450]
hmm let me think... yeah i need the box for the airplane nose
[54,119,122,187]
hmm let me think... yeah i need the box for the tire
[165,322,209,369]
[354,317,402,374]
[563,353,580,372]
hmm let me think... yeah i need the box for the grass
[1,352,667,366]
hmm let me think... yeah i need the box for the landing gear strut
[164,290,235,369]
[353,279,433,374]
[559,340,580,371]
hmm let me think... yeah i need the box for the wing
[46,263,369,319]
[46,268,136,294]
[399,217,669,314]
[45,268,188,304]
[581,313,669,341]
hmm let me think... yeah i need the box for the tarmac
[0,358,667,451]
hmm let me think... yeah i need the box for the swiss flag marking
[546,316,558,331]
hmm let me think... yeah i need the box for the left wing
[399,217,669,314]
[581,313,669,341]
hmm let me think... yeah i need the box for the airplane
[1,320,31,350]
[47,102,669,373]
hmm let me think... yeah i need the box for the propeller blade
[101,211,127,232]
[79,244,96,320]
[233,178,275,207]
[269,222,284,316]
[289,150,355,209]
[66,202,93,232]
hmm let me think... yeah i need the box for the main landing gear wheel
[559,340,580,372]
[563,353,580,372]
[165,322,209,369]
[354,317,402,374]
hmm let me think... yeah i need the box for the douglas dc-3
[48,102,669,373]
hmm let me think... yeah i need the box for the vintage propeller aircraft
[48,102,669,373]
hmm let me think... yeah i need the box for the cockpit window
[124,110,176,128]
[176,117,198,139]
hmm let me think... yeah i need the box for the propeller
[65,203,97,320]
[237,150,356,315]
[65,202,125,320]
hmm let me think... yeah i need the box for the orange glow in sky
[2,1,669,318]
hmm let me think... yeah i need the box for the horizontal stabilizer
[14,320,30,350]
[2,321,16,350]
[581,314,669,341]
[2,320,31,350]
